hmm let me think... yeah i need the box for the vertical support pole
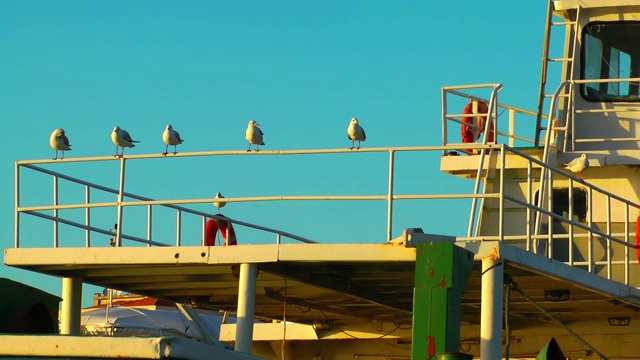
[176,210,182,246]
[116,158,126,247]
[147,205,153,247]
[442,88,448,153]
[411,242,473,359]
[481,254,503,360]
[60,277,83,335]
[85,185,91,247]
[508,109,515,147]
[236,263,258,354]
[14,162,20,248]
[387,150,395,242]
[53,176,59,248]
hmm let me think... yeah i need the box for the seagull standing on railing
[245,120,265,152]
[50,128,72,160]
[563,153,589,182]
[213,192,226,214]
[347,117,366,150]
[162,124,184,156]
[111,126,139,158]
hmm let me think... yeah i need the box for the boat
[5,0,640,358]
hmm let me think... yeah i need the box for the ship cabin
[441,0,640,288]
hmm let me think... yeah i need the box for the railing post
[441,88,448,153]
[85,185,91,247]
[147,205,153,247]
[116,158,126,247]
[53,175,59,248]
[176,210,182,246]
[14,162,20,248]
[499,145,505,240]
[387,150,395,242]
[508,109,515,147]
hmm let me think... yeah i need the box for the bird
[245,120,265,152]
[347,117,366,150]
[563,153,589,181]
[213,192,226,214]
[111,126,139,157]
[162,124,184,156]
[49,128,72,160]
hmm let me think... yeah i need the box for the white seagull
[563,153,589,181]
[162,124,184,155]
[245,120,265,152]
[347,117,366,150]
[49,128,72,160]
[111,126,139,157]
[213,192,226,214]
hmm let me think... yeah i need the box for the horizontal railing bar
[18,202,119,212]
[23,211,167,247]
[573,77,640,84]
[442,83,500,91]
[18,145,502,166]
[575,108,640,114]
[574,137,640,143]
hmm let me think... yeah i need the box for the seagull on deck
[162,124,184,155]
[50,128,72,160]
[111,126,139,158]
[347,117,366,150]
[563,153,589,182]
[213,192,226,214]
[245,120,265,152]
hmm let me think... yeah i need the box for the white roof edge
[498,242,640,305]
[554,0,640,11]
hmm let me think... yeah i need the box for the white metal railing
[442,83,548,151]
[13,143,640,286]
[547,78,640,152]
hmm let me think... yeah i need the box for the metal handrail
[14,141,640,286]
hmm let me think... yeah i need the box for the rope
[504,275,609,360]
[504,281,512,360]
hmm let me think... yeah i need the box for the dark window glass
[581,21,640,102]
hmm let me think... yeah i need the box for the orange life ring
[205,217,237,246]
[461,100,494,154]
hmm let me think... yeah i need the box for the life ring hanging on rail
[461,99,494,155]
[205,216,238,246]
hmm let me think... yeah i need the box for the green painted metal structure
[411,242,474,359]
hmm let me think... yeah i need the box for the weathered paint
[411,242,474,359]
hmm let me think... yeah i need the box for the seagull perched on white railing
[245,120,265,152]
[213,192,226,213]
[162,124,184,156]
[563,153,589,182]
[50,128,72,160]
[111,126,139,158]
[347,117,366,150]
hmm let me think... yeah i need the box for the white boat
[6,0,640,359]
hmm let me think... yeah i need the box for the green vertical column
[411,242,474,360]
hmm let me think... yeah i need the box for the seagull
[111,126,139,157]
[563,153,589,181]
[162,124,184,156]
[347,117,366,150]
[213,192,226,213]
[49,128,72,160]
[245,120,265,152]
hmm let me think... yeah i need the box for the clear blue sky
[1,1,549,307]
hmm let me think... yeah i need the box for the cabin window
[580,21,640,102]
[534,188,587,222]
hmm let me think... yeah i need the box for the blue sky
[1,1,550,307]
